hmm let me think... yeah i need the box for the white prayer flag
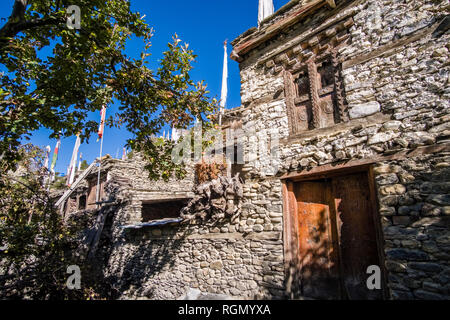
[67,135,81,186]
[78,152,83,171]
[50,138,61,180]
[44,146,51,169]
[220,40,228,113]
[172,125,180,142]
[258,0,274,25]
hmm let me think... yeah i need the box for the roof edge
[231,0,336,62]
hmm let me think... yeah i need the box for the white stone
[349,101,381,119]
[368,132,392,145]
[346,89,375,103]
[382,121,402,132]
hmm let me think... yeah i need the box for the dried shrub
[194,158,227,184]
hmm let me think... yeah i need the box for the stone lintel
[280,143,450,181]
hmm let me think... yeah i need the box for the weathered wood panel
[332,172,383,300]
[290,170,386,299]
[295,181,340,299]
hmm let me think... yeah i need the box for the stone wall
[84,0,449,300]
[226,0,449,300]
[98,223,285,299]
[98,154,195,225]
[89,155,286,299]
[374,153,450,300]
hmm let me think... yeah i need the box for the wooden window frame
[284,50,348,136]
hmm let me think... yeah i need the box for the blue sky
[0,0,288,174]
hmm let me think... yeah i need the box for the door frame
[281,163,388,299]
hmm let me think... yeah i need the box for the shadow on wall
[93,219,190,299]
[284,208,341,300]
[89,212,240,299]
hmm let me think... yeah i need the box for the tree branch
[0,0,28,38]
[1,17,63,40]
[0,0,64,50]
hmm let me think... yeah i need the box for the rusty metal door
[295,181,341,299]
[332,172,383,300]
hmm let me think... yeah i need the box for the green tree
[0,144,83,299]
[0,0,217,176]
[50,172,67,190]
[79,159,88,170]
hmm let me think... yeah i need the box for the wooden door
[294,171,384,300]
[332,172,383,300]
[295,181,341,299]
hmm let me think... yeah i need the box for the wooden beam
[255,2,361,67]
[326,0,336,8]
[232,0,327,61]
[282,180,301,297]
[86,207,110,261]
[55,160,98,208]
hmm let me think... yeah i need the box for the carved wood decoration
[264,17,354,136]
[285,51,350,134]
[307,59,322,129]
[332,49,348,123]
[283,71,299,134]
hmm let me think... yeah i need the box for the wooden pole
[95,131,104,207]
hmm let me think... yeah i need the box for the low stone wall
[96,210,286,299]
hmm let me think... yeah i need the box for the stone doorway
[283,167,387,300]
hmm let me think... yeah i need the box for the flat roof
[230,0,336,62]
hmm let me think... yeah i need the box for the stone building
[225,0,449,300]
[61,0,449,300]
[60,154,194,225]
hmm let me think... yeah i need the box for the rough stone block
[409,262,443,273]
[413,289,444,300]
[386,248,429,261]
[391,290,414,300]
[376,173,399,185]
[349,101,381,119]
[379,184,407,195]
[386,260,407,273]
[382,121,402,132]
[427,194,450,206]
[368,132,395,145]
[209,261,223,270]
[393,216,412,226]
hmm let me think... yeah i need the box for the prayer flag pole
[43,145,51,187]
[67,134,81,186]
[218,40,228,126]
[258,0,274,25]
[96,104,107,205]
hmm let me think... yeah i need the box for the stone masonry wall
[227,0,449,300]
[90,0,449,300]
[92,155,286,299]
[102,154,195,225]
[96,202,286,299]
[374,153,450,300]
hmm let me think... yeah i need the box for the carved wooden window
[284,52,347,135]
